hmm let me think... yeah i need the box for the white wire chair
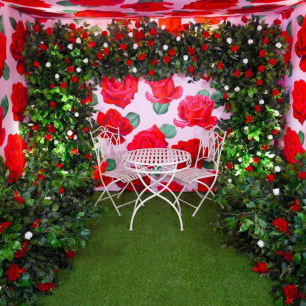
[90,125,145,216]
[173,125,226,217]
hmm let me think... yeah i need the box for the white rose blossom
[276,42,282,48]
[248,39,253,44]
[244,126,249,130]
[176,36,181,41]
[257,240,265,248]
[44,196,51,200]
[257,25,263,31]
[55,74,59,79]
[224,85,229,91]
[238,157,243,163]
[123,52,128,57]
[257,151,261,156]
[183,55,188,61]
[161,25,166,30]
[103,42,108,48]
[275,166,281,172]
[243,58,248,64]
[264,90,268,94]
[132,67,137,73]
[234,86,240,92]
[68,44,73,50]
[133,43,138,50]
[76,67,81,73]
[273,188,280,195]
[128,32,133,37]
[75,112,79,117]
[46,62,51,68]
[73,135,78,140]
[83,58,88,63]
[259,99,264,105]
[274,110,280,116]
[268,135,273,140]
[76,38,81,44]
[94,31,99,36]
[211,63,215,67]
[54,140,59,145]
[228,179,232,183]
[226,37,232,44]
[67,131,73,136]
[25,231,33,240]
[163,45,168,50]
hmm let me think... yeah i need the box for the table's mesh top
[123,148,191,166]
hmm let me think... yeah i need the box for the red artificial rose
[13,194,24,204]
[289,204,301,211]
[224,94,229,100]
[252,262,267,274]
[47,124,56,134]
[10,21,26,75]
[101,75,139,109]
[171,138,204,169]
[88,41,95,48]
[272,89,279,96]
[69,37,76,43]
[116,175,151,192]
[39,44,47,51]
[213,32,220,39]
[85,154,91,159]
[116,33,124,40]
[72,76,78,83]
[96,109,133,143]
[233,70,240,77]
[38,282,55,291]
[258,65,265,72]
[267,174,275,182]
[4,134,27,182]
[231,45,238,52]
[152,59,158,65]
[246,116,253,123]
[256,79,263,86]
[174,95,218,129]
[273,217,289,232]
[83,127,89,133]
[34,24,41,33]
[203,31,210,38]
[56,163,63,168]
[0,222,11,233]
[46,27,53,35]
[269,58,276,65]
[292,80,306,125]
[93,162,108,181]
[295,17,306,72]
[283,251,294,262]
[126,59,132,66]
[49,101,56,108]
[246,165,253,172]
[60,82,67,89]
[262,145,269,150]
[262,38,269,45]
[101,30,108,36]
[164,55,171,63]
[217,62,224,69]
[127,125,168,150]
[188,66,194,74]
[202,44,209,51]
[149,70,154,76]
[259,50,266,57]
[226,163,233,169]
[50,83,55,89]
[280,31,293,66]
[253,157,260,163]
[14,241,29,258]
[241,16,248,23]
[45,134,52,141]
[82,31,88,39]
[168,49,176,56]
[150,28,157,36]
[283,127,305,164]
[67,65,74,73]
[157,181,184,193]
[33,61,40,68]
[272,129,279,135]
[274,19,281,26]
[0,106,5,146]
[58,187,64,194]
[148,40,154,47]
[6,264,25,282]
[103,48,109,55]
[69,23,76,30]
[225,103,231,109]
[255,105,261,112]
[145,76,183,105]
[244,69,254,78]
[65,250,75,258]
[71,148,78,155]
[97,52,103,60]
[119,43,127,51]
[283,285,299,301]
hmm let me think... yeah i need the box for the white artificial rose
[45,196,51,200]
[74,135,78,140]
[226,37,232,44]
[68,44,73,50]
[257,151,261,156]
[264,90,268,94]
[211,63,215,67]
[276,42,282,48]
[228,179,232,183]
[257,240,265,248]
[248,39,253,44]
[54,140,59,145]
[128,32,133,37]
[0,286,2,291]
[67,131,73,136]
[224,85,229,91]
[244,126,249,130]
[176,36,181,41]
[133,43,138,50]
[161,25,166,30]
[275,166,281,172]
[75,112,79,117]
[269,154,275,158]
[243,58,248,64]
[163,45,168,50]
[273,188,280,195]
[132,67,137,73]
[103,42,108,48]
[234,86,240,92]
[257,25,262,31]
[94,31,99,36]
[183,55,188,61]
[259,99,264,105]
[25,231,33,240]
[55,74,59,79]
[238,157,243,162]
[274,110,280,116]
[268,135,273,140]
[83,58,88,63]
[76,38,81,44]
[76,67,81,73]
[46,62,51,68]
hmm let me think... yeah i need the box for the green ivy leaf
[3,62,9,81]
[298,130,304,145]
[106,159,116,171]
[153,102,169,115]
[57,1,76,6]
[288,61,292,77]
[91,93,98,106]
[197,89,210,97]
[275,296,283,306]
[286,21,293,37]
[284,91,290,104]
[125,112,140,129]
[9,17,17,31]
[159,124,177,139]
[0,16,5,35]
[297,15,304,27]
[293,253,301,264]
[1,95,8,119]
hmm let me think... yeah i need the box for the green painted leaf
[258,15,266,21]
[288,61,292,77]
[9,17,17,31]
[197,89,210,97]
[0,16,5,35]
[74,19,84,25]
[91,93,98,106]
[89,25,102,34]
[57,0,76,6]
[286,20,292,37]
[1,95,8,119]
[125,112,140,129]
[297,15,304,27]
[299,130,304,145]
[63,10,79,13]
[210,91,222,109]
[3,62,9,81]
[159,124,177,139]
[153,102,169,115]
[106,159,116,171]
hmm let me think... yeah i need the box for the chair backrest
[90,125,123,167]
[195,125,226,171]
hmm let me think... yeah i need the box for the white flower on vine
[268,135,273,140]
[163,45,168,50]
[132,67,137,73]
[67,131,73,136]
[75,112,79,117]
[25,232,33,240]
[76,67,81,73]
[128,32,133,37]
[257,151,261,156]
[183,55,188,61]
[54,140,59,145]
[257,25,262,31]
[259,99,264,105]
[243,58,248,64]
[244,126,249,130]
[68,44,73,50]
[226,37,232,44]
[276,42,282,48]
[228,179,232,183]
[274,110,280,116]
[73,135,78,140]
[46,62,51,68]
[176,36,181,41]
[264,90,268,94]
[234,86,240,92]
[273,188,280,195]
[161,25,166,30]
[248,39,253,44]
[123,52,128,57]
[257,240,265,248]
[55,74,59,79]
[103,42,108,48]
[133,43,138,50]
[224,85,229,91]
[238,157,243,162]
[76,38,81,44]
[94,31,99,36]
[275,166,281,172]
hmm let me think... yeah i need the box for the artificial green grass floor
[41,192,274,306]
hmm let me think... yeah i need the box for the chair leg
[94,190,106,207]
[103,179,122,216]
[192,180,213,217]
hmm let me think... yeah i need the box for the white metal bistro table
[123,148,192,231]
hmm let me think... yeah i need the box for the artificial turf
[41,192,274,306]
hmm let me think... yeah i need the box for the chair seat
[174,168,217,184]
[103,168,144,183]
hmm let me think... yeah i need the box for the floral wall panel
[0,3,34,165]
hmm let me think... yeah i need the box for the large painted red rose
[4,134,27,182]
[11,82,28,122]
[10,21,26,76]
[0,32,6,79]
[280,31,292,66]
[157,181,184,192]
[194,17,227,25]
[96,109,133,143]
[127,125,168,150]
[198,173,217,192]
[74,10,126,17]
[158,18,183,33]
[101,75,139,109]
[11,6,66,18]
[227,5,284,14]
[70,0,124,5]
[183,0,238,10]
[283,127,305,165]
[145,77,183,104]
[295,17,306,72]
[0,106,5,146]
[120,2,173,11]
[3,0,51,7]
[116,175,150,191]
[174,95,218,128]
[292,79,306,125]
